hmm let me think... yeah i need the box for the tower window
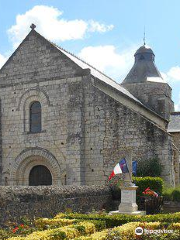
[30,101,41,133]
[139,55,145,60]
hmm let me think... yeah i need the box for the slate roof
[122,45,165,84]
[168,112,180,133]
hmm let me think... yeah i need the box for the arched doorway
[29,165,52,186]
[12,148,64,185]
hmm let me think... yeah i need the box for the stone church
[0,25,179,187]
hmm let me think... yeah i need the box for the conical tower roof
[122,45,165,84]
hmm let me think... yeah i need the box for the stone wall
[0,30,93,187]
[0,76,86,186]
[169,132,180,185]
[121,82,174,120]
[1,74,174,186]
[0,185,114,227]
[83,78,174,185]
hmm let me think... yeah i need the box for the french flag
[108,158,129,181]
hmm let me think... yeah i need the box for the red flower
[12,227,19,233]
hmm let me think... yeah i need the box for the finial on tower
[143,26,146,46]
[30,23,36,30]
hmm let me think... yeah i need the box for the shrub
[64,212,180,228]
[87,220,106,231]
[162,187,174,201]
[163,185,180,201]
[6,213,180,240]
[172,186,180,201]
[34,218,77,229]
[133,176,164,196]
[136,158,162,177]
[8,221,97,240]
[0,229,13,240]
[74,222,180,240]
[111,177,164,208]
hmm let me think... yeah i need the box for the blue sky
[1,0,180,109]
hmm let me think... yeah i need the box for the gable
[0,30,85,86]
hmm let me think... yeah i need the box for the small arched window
[30,101,41,133]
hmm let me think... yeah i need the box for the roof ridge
[49,41,117,84]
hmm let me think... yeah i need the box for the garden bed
[1,212,180,239]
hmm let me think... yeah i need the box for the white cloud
[161,66,180,83]
[8,5,114,48]
[88,20,114,33]
[78,45,138,81]
[161,66,180,110]
[0,54,7,68]
[167,66,180,82]
[175,103,179,111]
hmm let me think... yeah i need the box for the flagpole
[125,150,133,184]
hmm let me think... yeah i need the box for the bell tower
[121,45,174,120]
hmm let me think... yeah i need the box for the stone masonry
[0,185,114,226]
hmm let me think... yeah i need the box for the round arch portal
[11,148,64,186]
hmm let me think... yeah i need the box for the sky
[1,0,180,110]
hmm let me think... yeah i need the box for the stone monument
[109,151,146,215]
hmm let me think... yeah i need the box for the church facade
[0,26,179,186]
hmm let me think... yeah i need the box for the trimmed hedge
[111,176,164,201]
[133,176,164,196]
[34,218,78,229]
[74,222,180,240]
[63,212,180,228]
[8,221,97,240]
[6,212,180,240]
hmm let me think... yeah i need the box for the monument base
[109,210,146,215]
[109,185,146,216]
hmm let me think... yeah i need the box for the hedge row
[35,218,106,231]
[63,212,180,228]
[34,218,78,229]
[8,219,180,240]
[6,212,180,240]
[74,222,180,240]
[8,221,97,240]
